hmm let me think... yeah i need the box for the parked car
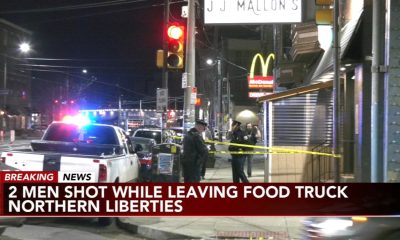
[303,217,400,240]
[30,124,48,131]
[131,128,176,144]
[131,137,157,182]
[131,128,162,144]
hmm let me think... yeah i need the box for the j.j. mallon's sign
[204,0,302,24]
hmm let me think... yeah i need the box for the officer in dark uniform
[228,120,249,183]
[182,120,209,183]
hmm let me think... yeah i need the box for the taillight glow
[98,163,107,182]
[139,158,152,166]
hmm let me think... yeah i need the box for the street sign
[182,72,188,88]
[190,87,197,104]
[0,89,10,95]
[181,6,188,18]
[156,88,168,113]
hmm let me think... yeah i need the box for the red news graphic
[0,174,400,216]
[0,172,58,183]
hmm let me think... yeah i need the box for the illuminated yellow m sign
[248,53,275,90]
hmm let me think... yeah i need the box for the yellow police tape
[172,136,340,158]
[209,151,297,155]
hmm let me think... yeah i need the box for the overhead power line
[0,0,149,14]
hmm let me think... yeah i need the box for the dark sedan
[131,137,157,182]
[303,217,400,240]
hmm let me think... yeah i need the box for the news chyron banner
[1,171,400,216]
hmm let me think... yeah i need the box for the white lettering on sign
[59,172,95,183]
[204,0,302,24]
[248,92,272,98]
[248,79,274,85]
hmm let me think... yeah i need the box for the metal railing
[311,141,334,182]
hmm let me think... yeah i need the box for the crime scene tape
[209,151,297,155]
[172,136,340,158]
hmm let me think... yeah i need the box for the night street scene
[0,0,400,239]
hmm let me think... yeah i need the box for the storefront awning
[311,10,363,81]
[258,9,363,103]
[257,80,333,102]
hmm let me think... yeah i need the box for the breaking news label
[0,171,400,216]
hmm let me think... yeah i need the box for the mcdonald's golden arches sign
[248,53,275,90]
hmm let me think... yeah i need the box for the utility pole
[66,77,70,100]
[371,0,386,182]
[332,0,341,182]
[3,59,7,109]
[2,31,8,109]
[217,59,222,141]
[183,0,196,131]
[162,0,169,89]
[118,94,122,129]
[161,0,170,132]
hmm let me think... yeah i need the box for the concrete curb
[117,218,200,240]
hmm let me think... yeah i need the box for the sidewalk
[119,145,304,240]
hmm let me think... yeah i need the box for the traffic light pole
[183,0,196,131]
[332,0,341,182]
[162,0,169,89]
[161,0,169,131]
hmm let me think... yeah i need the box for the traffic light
[315,0,333,25]
[166,23,185,70]
[156,49,164,69]
[195,97,202,107]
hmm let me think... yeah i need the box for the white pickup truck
[0,122,140,183]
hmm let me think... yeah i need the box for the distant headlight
[311,219,353,236]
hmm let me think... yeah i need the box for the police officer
[182,120,209,183]
[228,120,249,183]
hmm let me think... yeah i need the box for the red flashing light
[167,111,176,119]
[168,25,184,40]
[70,100,75,104]
[54,99,59,104]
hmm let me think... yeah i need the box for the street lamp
[206,58,223,141]
[18,42,31,54]
[206,58,214,65]
[3,42,32,109]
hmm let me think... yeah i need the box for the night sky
[0,0,183,110]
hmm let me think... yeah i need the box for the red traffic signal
[166,23,185,70]
[167,25,184,40]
